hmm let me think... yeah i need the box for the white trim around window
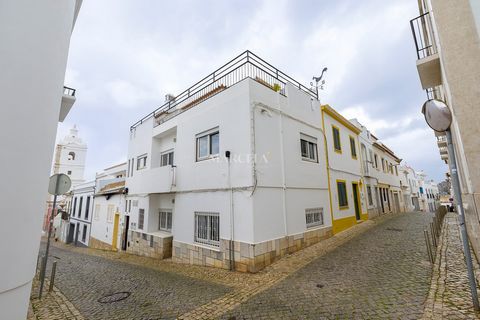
[300,133,318,162]
[194,211,220,247]
[160,150,174,167]
[158,209,172,232]
[137,154,147,170]
[196,127,219,161]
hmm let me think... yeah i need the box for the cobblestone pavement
[37,244,231,319]
[222,212,433,319]
[423,213,480,319]
[33,212,439,319]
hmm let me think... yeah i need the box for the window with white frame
[160,150,174,167]
[107,204,115,223]
[196,128,219,161]
[305,207,324,228]
[300,134,318,162]
[138,209,145,230]
[94,204,100,220]
[158,209,172,232]
[367,185,373,206]
[137,154,147,170]
[194,212,220,247]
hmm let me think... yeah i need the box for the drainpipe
[226,150,235,271]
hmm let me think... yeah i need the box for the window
[72,197,77,217]
[130,158,134,176]
[300,134,318,162]
[82,225,87,242]
[138,209,145,230]
[78,197,83,218]
[374,154,379,169]
[137,154,147,170]
[395,166,398,176]
[349,136,357,159]
[160,150,174,167]
[367,185,373,206]
[381,158,385,172]
[67,170,72,175]
[332,126,341,153]
[337,180,348,209]
[158,210,172,232]
[369,150,374,167]
[68,152,75,160]
[94,204,100,220]
[196,128,219,161]
[127,159,130,177]
[107,204,115,223]
[194,212,220,247]
[85,196,90,220]
[305,208,324,228]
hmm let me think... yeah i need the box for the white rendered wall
[0,1,79,318]
[90,193,125,248]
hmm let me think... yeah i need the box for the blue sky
[60,0,448,182]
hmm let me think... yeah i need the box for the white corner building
[125,51,334,272]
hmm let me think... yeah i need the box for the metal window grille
[194,212,220,247]
[305,208,324,228]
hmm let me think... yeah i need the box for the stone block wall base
[173,226,333,273]
[126,230,173,259]
[89,236,114,251]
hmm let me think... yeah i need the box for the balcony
[127,166,175,194]
[59,86,76,122]
[410,12,442,90]
[439,146,448,155]
[437,135,447,147]
[131,51,317,130]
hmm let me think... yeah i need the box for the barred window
[158,210,172,232]
[194,212,220,247]
[138,209,145,230]
[305,208,324,228]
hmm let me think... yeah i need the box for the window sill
[196,155,219,162]
[302,157,318,163]
[339,206,349,210]
[306,223,325,230]
[334,149,342,154]
[194,241,221,251]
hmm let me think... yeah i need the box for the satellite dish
[422,99,452,132]
[48,173,72,195]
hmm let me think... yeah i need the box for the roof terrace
[131,50,317,130]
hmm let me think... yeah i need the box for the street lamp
[421,99,479,311]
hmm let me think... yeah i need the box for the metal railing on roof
[131,50,317,130]
[63,86,76,97]
[410,12,438,59]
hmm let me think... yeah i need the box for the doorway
[352,182,361,221]
[393,193,400,213]
[122,215,130,251]
[67,223,75,244]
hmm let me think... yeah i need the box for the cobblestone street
[222,211,433,319]
[33,212,447,319]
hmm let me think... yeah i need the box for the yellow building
[321,105,367,234]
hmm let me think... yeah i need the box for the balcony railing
[63,86,76,97]
[410,12,437,59]
[131,50,317,130]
